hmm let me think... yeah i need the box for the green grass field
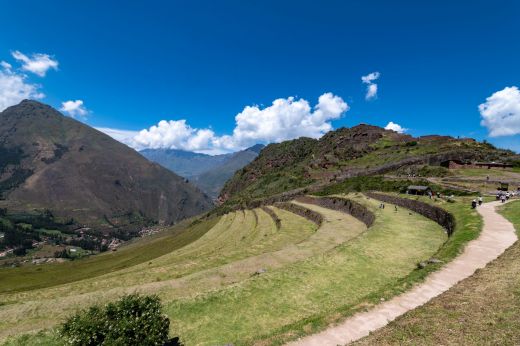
[354,200,520,345]
[165,196,446,345]
[1,193,477,346]
[450,167,518,178]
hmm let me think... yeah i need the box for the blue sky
[1,0,519,153]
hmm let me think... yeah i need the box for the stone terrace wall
[295,196,375,227]
[245,189,307,209]
[366,192,455,236]
[274,202,324,226]
[260,206,281,230]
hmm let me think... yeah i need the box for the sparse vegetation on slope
[220,124,518,205]
[0,100,213,240]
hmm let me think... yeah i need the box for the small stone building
[407,185,432,195]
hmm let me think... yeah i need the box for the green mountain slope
[0,100,213,229]
[220,124,518,203]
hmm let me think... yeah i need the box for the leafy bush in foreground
[59,294,169,346]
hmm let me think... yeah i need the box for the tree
[59,294,170,345]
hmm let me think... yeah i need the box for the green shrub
[313,176,416,196]
[59,294,170,346]
[417,165,450,177]
[510,159,520,168]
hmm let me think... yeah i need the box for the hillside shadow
[164,337,183,346]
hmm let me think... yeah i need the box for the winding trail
[287,200,518,346]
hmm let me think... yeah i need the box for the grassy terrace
[1,194,471,346]
[0,207,317,341]
[0,217,220,293]
[355,199,520,345]
[3,208,318,302]
[164,196,445,345]
[395,194,483,271]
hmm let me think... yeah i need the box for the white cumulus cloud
[133,119,218,153]
[366,84,378,100]
[0,61,12,70]
[60,100,88,118]
[103,93,349,154]
[479,86,520,137]
[12,50,58,77]
[0,63,44,111]
[361,72,380,84]
[222,92,349,149]
[384,121,407,133]
[361,71,380,100]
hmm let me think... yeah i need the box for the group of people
[496,191,516,203]
[471,196,483,209]
[470,190,518,208]
[379,203,399,212]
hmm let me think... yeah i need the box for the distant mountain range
[0,100,213,231]
[140,144,264,198]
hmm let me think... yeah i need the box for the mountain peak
[0,100,213,228]
[9,99,50,110]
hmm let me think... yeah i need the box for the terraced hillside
[219,124,519,204]
[1,193,455,346]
